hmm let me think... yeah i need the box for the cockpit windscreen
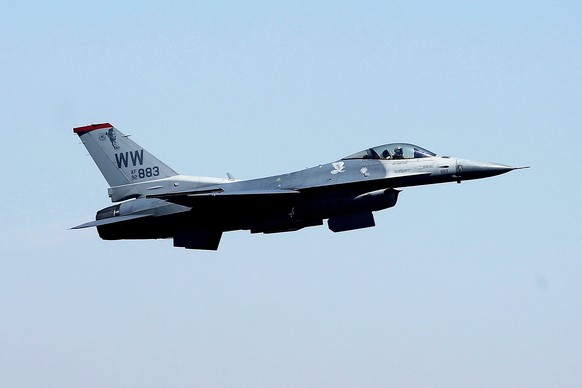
[342,143,437,160]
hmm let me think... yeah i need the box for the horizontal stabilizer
[71,214,151,229]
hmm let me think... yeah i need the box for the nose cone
[456,159,526,181]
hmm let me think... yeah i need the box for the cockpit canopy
[342,143,437,160]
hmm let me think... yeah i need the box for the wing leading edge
[151,188,301,206]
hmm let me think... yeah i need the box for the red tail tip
[73,123,114,134]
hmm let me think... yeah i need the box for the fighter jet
[72,123,526,250]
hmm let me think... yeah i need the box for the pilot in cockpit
[382,149,391,159]
[393,147,404,159]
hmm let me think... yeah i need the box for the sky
[1,1,581,387]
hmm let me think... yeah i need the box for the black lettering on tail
[130,150,144,166]
[115,150,144,168]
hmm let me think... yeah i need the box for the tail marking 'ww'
[74,123,177,188]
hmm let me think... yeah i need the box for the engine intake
[352,189,400,212]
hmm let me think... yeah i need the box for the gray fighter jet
[72,123,526,250]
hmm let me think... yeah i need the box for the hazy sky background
[1,1,580,387]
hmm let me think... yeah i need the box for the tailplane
[73,123,178,187]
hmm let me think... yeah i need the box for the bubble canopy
[342,143,437,160]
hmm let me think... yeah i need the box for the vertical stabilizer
[74,123,178,187]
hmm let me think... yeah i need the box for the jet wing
[151,189,300,206]
[152,172,430,206]
[175,188,299,197]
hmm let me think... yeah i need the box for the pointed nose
[456,159,523,181]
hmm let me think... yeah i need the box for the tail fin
[74,123,178,187]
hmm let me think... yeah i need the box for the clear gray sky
[1,1,580,387]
